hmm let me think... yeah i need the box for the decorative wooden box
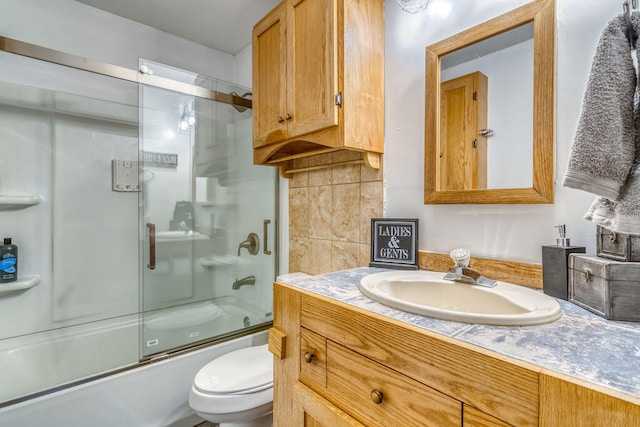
[596,226,640,262]
[568,254,640,321]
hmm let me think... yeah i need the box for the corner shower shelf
[0,194,42,210]
[198,202,238,208]
[0,274,40,294]
[199,255,250,268]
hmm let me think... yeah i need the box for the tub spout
[233,275,256,290]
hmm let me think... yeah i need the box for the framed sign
[370,218,419,270]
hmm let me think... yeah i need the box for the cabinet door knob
[278,116,284,123]
[609,232,619,244]
[303,352,315,363]
[370,390,383,404]
[285,113,293,121]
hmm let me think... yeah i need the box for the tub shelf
[199,255,250,268]
[0,194,42,210]
[0,274,40,294]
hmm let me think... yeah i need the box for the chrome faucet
[442,248,497,288]
[177,221,194,235]
[237,232,260,256]
[233,275,256,290]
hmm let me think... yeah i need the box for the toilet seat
[193,344,273,395]
[189,344,274,418]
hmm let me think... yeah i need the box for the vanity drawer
[300,327,327,389]
[326,340,462,427]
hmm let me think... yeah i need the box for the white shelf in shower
[0,274,40,294]
[155,231,209,243]
[198,202,237,208]
[0,194,42,210]
[199,255,250,268]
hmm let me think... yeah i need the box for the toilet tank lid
[194,344,273,394]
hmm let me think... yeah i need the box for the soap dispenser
[542,225,585,300]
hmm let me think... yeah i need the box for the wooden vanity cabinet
[270,282,640,426]
[252,0,384,176]
[271,283,537,426]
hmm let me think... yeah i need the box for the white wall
[234,44,253,88]
[384,0,616,263]
[0,0,235,80]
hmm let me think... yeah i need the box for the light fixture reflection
[178,103,195,133]
[397,0,434,14]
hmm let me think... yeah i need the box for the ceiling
[74,0,281,55]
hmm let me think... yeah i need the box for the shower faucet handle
[237,232,260,256]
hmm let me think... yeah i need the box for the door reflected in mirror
[425,0,554,204]
[440,23,533,190]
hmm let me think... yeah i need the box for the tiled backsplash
[288,150,383,275]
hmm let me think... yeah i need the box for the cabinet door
[253,2,287,148]
[287,0,339,138]
[294,382,366,427]
[540,372,640,426]
[463,405,511,427]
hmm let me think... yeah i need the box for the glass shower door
[139,61,276,357]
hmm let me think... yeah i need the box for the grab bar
[263,219,272,255]
[147,223,156,270]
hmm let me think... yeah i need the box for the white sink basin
[359,270,562,326]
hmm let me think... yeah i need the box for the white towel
[563,14,637,201]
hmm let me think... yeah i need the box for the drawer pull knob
[370,390,383,404]
[278,116,284,123]
[303,352,315,363]
[609,232,619,244]
[582,268,593,282]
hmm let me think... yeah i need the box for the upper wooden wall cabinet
[252,0,384,178]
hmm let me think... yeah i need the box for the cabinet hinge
[473,91,477,101]
[335,92,343,107]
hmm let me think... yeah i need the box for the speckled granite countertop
[277,267,640,398]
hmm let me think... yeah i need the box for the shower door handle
[263,219,272,255]
[147,223,156,270]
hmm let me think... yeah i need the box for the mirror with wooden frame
[424,0,554,204]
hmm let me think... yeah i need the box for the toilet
[189,344,273,427]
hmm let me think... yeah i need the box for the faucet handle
[450,248,471,268]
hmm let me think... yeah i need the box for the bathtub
[143,296,271,356]
[0,296,271,419]
[0,330,268,426]
[0,315,140,404]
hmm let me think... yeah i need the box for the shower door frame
[0,36,278,401]
[0,37,253,112]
